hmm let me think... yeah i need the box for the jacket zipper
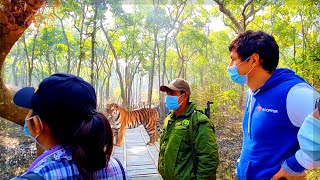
[248,89,260,139]
[247,92,253,139]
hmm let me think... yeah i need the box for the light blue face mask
[227,56,253,85]
[297,115,320,161]
[24,115,43,142]
[165,94,185,110]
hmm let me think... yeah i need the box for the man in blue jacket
[227,30,320,179]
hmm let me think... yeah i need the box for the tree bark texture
[0,0,46,125]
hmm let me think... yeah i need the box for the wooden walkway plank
[112,126,162,179]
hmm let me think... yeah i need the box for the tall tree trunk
[148,30,157,108]
[53,9,71,74]
[53,52,59,73]
[293,28,297,72]
[0,0,46,125]
[99,75,107,109]
[45,28,52,75]
[101,20,127,105]
[90,0,98,86]
[23,26,39,87]
[77,4,87,76]
[22,35,32,86]
[159,33,170,122]
[135,75,139,104]
[28,27,40,86]
[139,75,143,104]
[12,42,21,86]
[105,73,111,103]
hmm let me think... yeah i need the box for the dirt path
[0,118,36,179]
[215,117,242,180]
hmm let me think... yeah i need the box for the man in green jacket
[158,78,219,180]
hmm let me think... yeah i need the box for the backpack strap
[19,173,44,180]
[189,110,197,176]
[114,157,126,180]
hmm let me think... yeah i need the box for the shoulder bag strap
[114,158,126,180]
[189,111,197,176]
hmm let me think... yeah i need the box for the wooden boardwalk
[112,126,162,180]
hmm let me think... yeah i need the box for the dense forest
[0,0,319,179]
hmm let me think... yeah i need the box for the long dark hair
[72,112,114,178]
[27,73,113,179]
[45,111,113,179]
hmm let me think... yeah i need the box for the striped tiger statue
[106,103,161,147]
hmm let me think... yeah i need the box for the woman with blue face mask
[12,73,129,180]
[158,78,219,180]
[297,100,320,162]
[274,105,320,179]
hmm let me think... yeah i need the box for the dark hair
[13,74,113,179]
[228,30,279,73]
[44,112,113,179]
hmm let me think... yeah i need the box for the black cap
[13,73,97,121]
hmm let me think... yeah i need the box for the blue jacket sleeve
[283,115,320,175]
[283,155,305,175]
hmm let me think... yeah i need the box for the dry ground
[215,116,243,180]
[0,118,36,179]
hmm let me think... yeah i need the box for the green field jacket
[158,102,219,180]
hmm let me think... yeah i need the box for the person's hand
[272,168,306,180]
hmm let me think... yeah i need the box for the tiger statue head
[106,103,121,128]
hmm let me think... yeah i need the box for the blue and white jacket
[237,68,320,179]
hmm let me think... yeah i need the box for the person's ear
[29,116,43,137]
[25,110,33,120]
[251,53,260,67]
[182,93,188,101]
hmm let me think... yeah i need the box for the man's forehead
[230,50,239,59]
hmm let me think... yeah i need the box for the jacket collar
[170,102,196,119]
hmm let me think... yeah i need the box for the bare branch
[241,0,254,20]
[213,0,242,31]
[244,1,267,29]
[174,38,182,60]
[189,38,207,60]
[222,16,238,33]
[246,1,267,18]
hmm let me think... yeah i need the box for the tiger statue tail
[143,108,161,146]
